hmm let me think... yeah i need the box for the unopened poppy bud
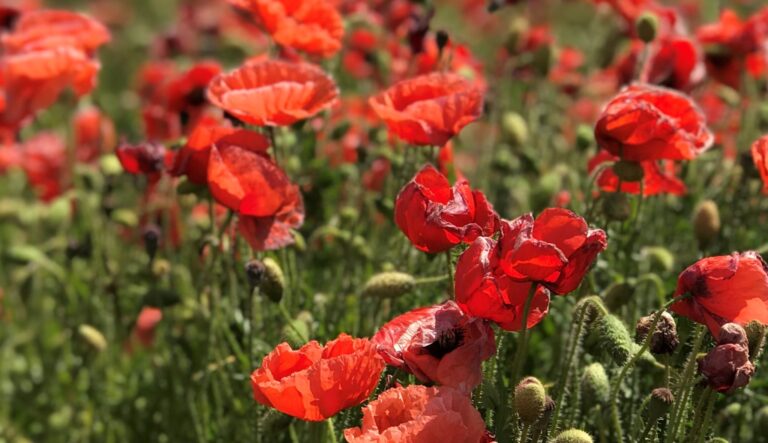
[635,311,679,355]
[99,154,123,176]
[721,403,741,419]
[261,258,285,303]
[717,323,748,348]
[646,387,673,422]
[551,429,593,443]
[636,12,659,43]
[756,406,768,435]
[698,341,755,393]
[603,282,635,311]
[514,376,546,425]
[502,112,529,146]
[595,314,634,365]
[435,30,449,53]
[245,259,266,291]
[581,363,610,407]
[641,246,675,272]
[142,224,161,261]
[78,324,107,352]
[576,124,594,150]
[745,320,766,361]
[602,192,631,222]
[613,160,644,182]
[693,200,720,247]
[152,259,171,278]
[361,272,416,298]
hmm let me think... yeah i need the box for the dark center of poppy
[424,327,465,359]
[185,87,207,108]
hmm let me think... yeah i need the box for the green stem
[414,275,450,285]
[445,251,454,296]
[666,326,706,443]
[279,303,308,342]
[510,284,539,389]
[326,417,338,443]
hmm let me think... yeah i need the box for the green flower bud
[502,112,529,146]
[603,282,635,312]
[550,429,593,443]
[581,363,610,407]
[613,160,644,182]
[641,246,675,272]
[78,324,107,352]
[636,12,659,43]
[693,200,720,248]
[261,258,285,303]
[576,125,595,151]
[745,320,766,361]
[361,272,416,298]
[646,387,673,422]
[595,314,634,365]
[515,376,546,425]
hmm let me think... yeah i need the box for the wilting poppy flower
[251,333,384,421]
[2,10,110,55]
[229,0,343,57]
[206,139,303,250]
[134,306,163,348]
[207,59,339,127]
[587,150,687,196]
[751,136,768,194]
[455,237,551,331]
[116,141,172,183]
[670,252,768,336]
[369,73,484,146]
[343,385,487,443]
[498,209,607,295]
[372,301,495,392]
[394,164,499,254]
[594,84,713,162]
[698,323,755,393]
[170,117,269,185]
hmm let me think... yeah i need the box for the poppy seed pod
[78,324,107,352]
[361,272,416,298]
[595,314,634,365]
[260,258,285,303]
[635,311,679,355]
[613,160,645,182]
[551,429,593,443]
[647,388,674,422]
[581,363,610,407]
[745,320,766,361]
[693,200,721,247]
[514,376,546,425]
[636,12,659,43]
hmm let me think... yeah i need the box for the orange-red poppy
[207,59,339,126]
[670,252,768,336]
[343,385,487,443]
[229,0,344,57]
[2,9,110,55]
[587,150,687,197]
[751,135,768,194]
[251,333,385,421]
[369,73,484,146]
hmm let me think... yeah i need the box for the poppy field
[3,0,768,442]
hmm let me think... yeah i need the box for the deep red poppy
[116,141,172,183]
[372,301,495,393]
[369,72,484,146]
[670,252,768,336]
[19,132,67,202]
[394,164,499,254]
[170,117,269,185]
[343,385,487,443]
[594,84,713,162]
[2,9,110,55]
[74,105,116,163]
[455,237,551,332]
[207,59,339,127]
[751,135,768,195]
[251,333,385,422]
[697,323,755,393]
[229,0,344,57]
[206,139,303,250]
[165,61,221,115]
[587,150,687,197]
[497,209,607,295]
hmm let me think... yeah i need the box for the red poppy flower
[751,136,768,194]
[116,141,172,183]
[207,60,339,127]
[369,73,484,146]
[587,150,687,197]
[455,237,551,332]
[170,117,269,185]
[2,10,110,55]
[165,61,221,115]
[206,139,303,250]
[394,164,499,254]
[134,307,162,348]
[19,132,67,202]
[594,84,713,162]
[74,106,116,163]
[670,252,768,336]
[229,0,343,57]
[497,209,607,295]
[251,333,384,421]
[372,301,495,392]
[343,385,487,443]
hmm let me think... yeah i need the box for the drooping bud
[551,429,593,443]
[361,272,416,299]
[581,363,610,407]
[603,282,635,311]
[142,224,161,261]
[693,200,721,248]
[576,124,594,151]
[595,314,634,365]
[613,160,644,182]
[514,376,546,425]
[744,320,766,361]
[641,246,675,272]
[502,112,529,146]
[636,12,659,43]
[260,258,285,303]
[435,30,450,53]
[646,387,674,422]
[602,192,631,222]
[635,311,679,355]
[78,324,107,352]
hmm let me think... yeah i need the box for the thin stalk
[509,284,539,386]
[326,417,338,443]
[666,326,706,443]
